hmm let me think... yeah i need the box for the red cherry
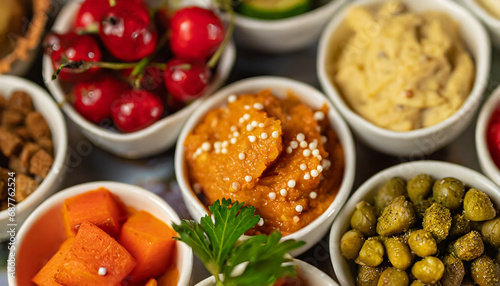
[170,7,225,61]
[100,1,157,61]
[111,89,164,132]
[73,76,127,124]
[75,0,144,31]
[121,67,165,94]
[43,32,102,82]
[164,58,211,102]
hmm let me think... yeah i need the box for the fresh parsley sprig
[172,198,305,286]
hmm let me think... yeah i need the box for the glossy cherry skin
[73,75,127,124]
[111,89,164,133]
[164,58,211,102]
[100,1,157,61]
[75,0,143,31]
[170,7,225,61]
[43,32,102,82]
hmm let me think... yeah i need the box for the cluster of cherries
[44,0,226,132]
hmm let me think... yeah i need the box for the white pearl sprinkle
[300,164,307,170]
[246,124,254,131]
[313,111,325,121]
[272,131,279,138]
[98,267,107,276]
[300,141,308,148]
[239,153,245,160]
[310,192,317,199]
[280,189,288,196]
[244,105,250,110]
[251,121,258,127]
[245,175,252,182]
[239,118,244,123]
[321,136,327,144]
[317,165,323,172]
[249,136,256,142]
[309,142,318,150]
[232,182,240,191]
[311,170,319,178]
[243,114,250,120]
[297,133,305,142]
[258,218,264,226]
[303,149,311,157]
[222,148,228,154]
[214,142,222,149]
[202,142,211,151]
[261,133,268,139]
[215,149,220,154]
[233,131,240,137]
[296,205,303,212]
[254,103,264,110]
[304,174,311,180]
[222,141,229,148]
[230,126,237,132]
[312,149,320,156]
[290,141,298,149]
[228,95,237,103]
[269,192,276,200]
[286,147,293,153]
[316,126,321,132]
[316,155,323,161]
[288,180,296,188]
[293,216,300,223]
[230,138,237,144]
[259,123,265,128]
[322,159,331,169]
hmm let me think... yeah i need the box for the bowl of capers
[330,160,500,286]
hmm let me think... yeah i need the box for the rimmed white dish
[42,0,236,159]
[8,181,193,286]
[459,0,500,47]
[317,0,491,157]
[175,76,356,256]
[329,160,500,285]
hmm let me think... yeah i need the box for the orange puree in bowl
[184,89,344,235]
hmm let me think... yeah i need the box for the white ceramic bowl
[175,76,356,256]
[317,0,491,157]
[234,0,347,53]
[195,259,339,286]
[329,160,500,285]
[0,75,67,241]
[8,181,193,286]
[43,0,236,159]
[476,84,500,187]
[459,0,500,47]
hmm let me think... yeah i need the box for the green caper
[408,229,437,257]
[481,217,500,248]
[341,229,365,260]
[409,281,424,286]
[449,213,470,238]
[423,203,452,242]
[411,256,445,284]
[356,237,385,267]
[351,201,378,236]
[463,188,496,222]
[407,174,434,204]
[357,265,385,286]
[377,267,409,286]
[440,254,465,286]
[375,177,407,214]
[451,230,484,261]
[377,196,417,237]
[384,237,413,270]
[471,254,500,286]
[414,198,435,219]
[432,177,465,210]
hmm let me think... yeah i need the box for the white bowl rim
[476,84,500,186]
[175,75,356,246]
[329,160,500,285]
[235,0,347,29]
[8,181,193,286]
[0,75,67,221]
[42,0,236,143]
[462,0,500,27]
[317,0,491,139]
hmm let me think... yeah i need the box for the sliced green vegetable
[238,0,312,20]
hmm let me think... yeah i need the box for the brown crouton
[0,95,6,110]
[9,156,27,174]
[36,137,53,155]
[0,128,23,157]
[1,109,24,128]
[25,112,51,140]
[15,127,29,141]
[8,91,34,115]
[15,173,38,201]
[19,143,40,168]
[29,149,53,178]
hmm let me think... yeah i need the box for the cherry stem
[207,0,235,68]
[109,0,116,7]
[76,24,99,35]
[129,32,169,89]
[51,61,166,81]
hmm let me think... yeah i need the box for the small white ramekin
[329,160,500,285]
[0,75,67,241]
[8,181,193,286]
[317,0,491,157]
[459,0,500,47]
[43,0,235,159]
[175,76,356,256]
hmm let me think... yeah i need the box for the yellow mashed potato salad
[331,1,475,131]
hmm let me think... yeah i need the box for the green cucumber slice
[238,0,312,20]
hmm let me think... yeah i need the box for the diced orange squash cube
[62,188,125,237]
[32,238,74,286]
[145,278,158,286]
[55,221,136,285]
[119,211,177,282]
